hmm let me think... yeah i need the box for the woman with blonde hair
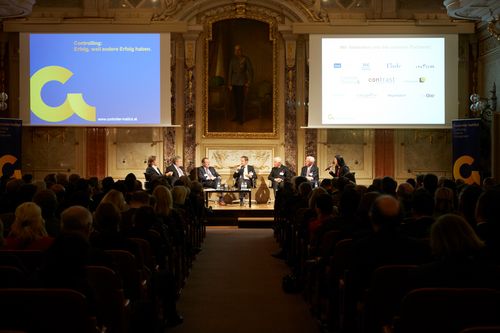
[152,185,173,217]
[4,202,53,250]
[411,214,500,288]
[153,185,185,246]
[100,189,128,212]
[171,186,188,207]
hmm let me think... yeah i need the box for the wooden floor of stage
[205,200,275,227]
[206,200,274,211]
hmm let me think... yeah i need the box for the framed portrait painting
[204,18,277,138]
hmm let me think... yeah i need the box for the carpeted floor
[169,227,321,333]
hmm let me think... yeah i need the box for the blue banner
[452,118,481,185]
[0,118,22,179]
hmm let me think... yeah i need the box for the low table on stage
[204,188,252,207]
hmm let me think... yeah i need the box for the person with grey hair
[268,157,292,194]
[60,205,93,238]
[165,155,186,185]
[300,156,319,186]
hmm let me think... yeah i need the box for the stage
[205,200,275,228]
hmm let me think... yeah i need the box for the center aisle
[170,227,321,333]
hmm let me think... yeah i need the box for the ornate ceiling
[444,0,499,21]
[0,0,35,19]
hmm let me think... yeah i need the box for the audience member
[423,173,438,195]
[406,177,417,189]
[367,178,382,192]
[350,195,430,298]
[121,190,151,236]
[396,182,414,218]
[457,184,483,228]
[37,232,96,313]
[402,188,435,239]
[434,186,455,218]
[4,202,53,250]
[100,189,128,212]
[475,188,500,262]
[381,176,397,197]
[410,214,500,289]
[33,189,60,237]
[0,162,15,193]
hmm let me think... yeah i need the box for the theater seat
[86,266,129,333]
[460,327,500,333]
[0,288,98,333]
[0,265,26,287]
[391,288,500,333]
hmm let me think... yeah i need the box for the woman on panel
[327,154,350,178]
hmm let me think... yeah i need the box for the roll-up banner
[452,118,481,185]
[0,118,22,179]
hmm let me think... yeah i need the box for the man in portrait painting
[228,44,253,124]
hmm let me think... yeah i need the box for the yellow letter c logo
[453,155,481,185]
[30,65,96,122]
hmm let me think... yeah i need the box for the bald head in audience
[60,205,93,238]
[370,195,402,231]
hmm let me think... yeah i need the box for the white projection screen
[308,34,459,128]
[19,33,172,127]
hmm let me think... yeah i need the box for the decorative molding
[0,0,35,19]
[289,0,329,22]
[152,0,184,21]
[285,39,297,69]
[197,3,285,25]
[184,38,196,69]
[205,146,274,173]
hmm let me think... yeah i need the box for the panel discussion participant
[145,155,164,180]
[327,154,350,178]
[233,155,257,189]
[300,156,319,186]
[228,44,253,124]
[197,157,224,205]
[268,157,291,194]
[165,155,185,184]
[233,155,257,206]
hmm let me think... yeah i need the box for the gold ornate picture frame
[204,14,278,138]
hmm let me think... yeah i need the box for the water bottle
[241,180,247,190]
[216,177,221,190]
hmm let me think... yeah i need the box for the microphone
[325,166,333,171]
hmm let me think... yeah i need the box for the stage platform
[205,201,275,228]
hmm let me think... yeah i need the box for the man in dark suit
[145,155,164,180]
[300,155,319,186]
[198,157,224,205]
[267,156,292,194]
[197,157,221,189]
[233,155,257,189]
[165,156,185,185]
[233,155,257,206]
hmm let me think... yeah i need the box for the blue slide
[30,33,161,125]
